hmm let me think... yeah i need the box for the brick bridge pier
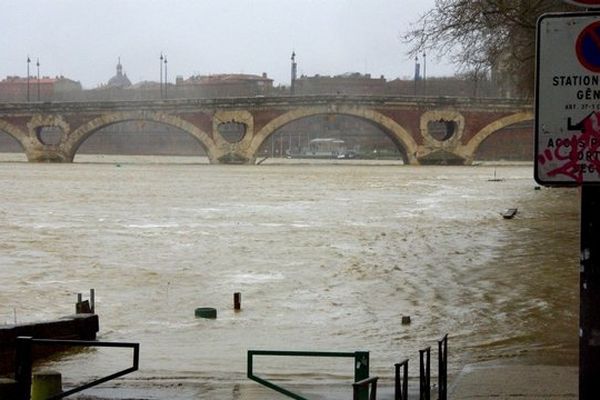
[0,95,532,164]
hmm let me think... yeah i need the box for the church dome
[107,58,131,88]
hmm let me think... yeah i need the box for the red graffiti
[539,112,600,183]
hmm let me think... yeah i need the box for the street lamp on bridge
[36,58,40,101]
[423,52,427,96]
[160,53,163,99]
[26,56,30,102]
[164,55,168,99]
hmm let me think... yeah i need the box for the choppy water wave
[0,159,578,398]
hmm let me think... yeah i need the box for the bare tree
[405,0,576,98]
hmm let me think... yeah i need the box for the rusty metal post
[234,292,241,311]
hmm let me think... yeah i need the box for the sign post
[536,11,600,399]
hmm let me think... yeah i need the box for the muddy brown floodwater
[0,156,579,399]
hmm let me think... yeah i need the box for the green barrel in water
[195,307,217,319]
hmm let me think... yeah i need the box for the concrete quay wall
[0,314,99,374]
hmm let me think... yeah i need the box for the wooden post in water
[90,288,95,314]
[234,292,241,311]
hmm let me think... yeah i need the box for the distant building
[177,73,273,98]
[0,75,82,101]
[385,75,497,97]
[294,73,386,95]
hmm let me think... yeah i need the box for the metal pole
[580,185,600,399]
[164,56,168,99]
[414,56,418,95]
[423,52,427,96]
[291,51,297,95]
[26,57,30,102]
[36,58,40,101]
[160,53,163,99]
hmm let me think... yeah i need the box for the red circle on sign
[576,21,600,72]
[564,0,600,7]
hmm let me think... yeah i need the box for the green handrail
[247,349,370,400]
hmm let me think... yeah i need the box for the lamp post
[164,55,168,99]
[26,56,30,102]
[414,55,419,95]
[291,51,297,95]
[423,52,427,96]
[36,58,40,101]
[160,53,163,99]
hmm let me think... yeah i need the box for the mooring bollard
[31,371,62,400]
[90,288,95,313]
[76,293,82,313]
[234,292,241,311]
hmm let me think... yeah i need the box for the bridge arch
[249,105,419,164]
[65,111,217,162]
[462,111,534,163]
[0,119,28,148]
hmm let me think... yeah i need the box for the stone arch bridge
[0,95,532,164]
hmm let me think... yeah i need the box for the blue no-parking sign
[535,12,600,185]
[576,20,600,72]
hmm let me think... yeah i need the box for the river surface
[0,156,579,399]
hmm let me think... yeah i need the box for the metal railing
[247,350,370,400]
[394,334,448,400]
[394,359,409,400]
[14,336,139,400]
[438,334,448,400]
[419,347,431,400]
[353,376,378,400]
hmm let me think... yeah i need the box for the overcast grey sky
[0,0,455,89]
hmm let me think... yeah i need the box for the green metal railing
[247,350,370,400]
[14,336,139,400]
[353,376,378,400]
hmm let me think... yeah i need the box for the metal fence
[353,376,378,400]
[394,359,409,400]
[438,334,448,400]
[247,350,370,400]
[394,334,448,400]
[14,336,139,400]
[419,347,431,400]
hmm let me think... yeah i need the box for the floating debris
[502,208,518,219]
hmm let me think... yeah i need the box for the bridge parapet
[0,95,531,113]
